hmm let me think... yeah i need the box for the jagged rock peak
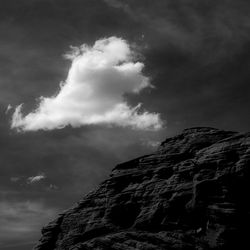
[34,127,250,250]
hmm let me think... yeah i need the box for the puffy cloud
[26,173,46,184]
[11,37,163,131]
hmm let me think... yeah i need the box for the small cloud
[104,0,127,9]
[47,184,58,190]
[10,177,21,182]
[141,139,161,148]
[5,104,12,114]
[26,173,46,184]
[11,36,163,132]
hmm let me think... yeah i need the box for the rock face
[34,127,250,250]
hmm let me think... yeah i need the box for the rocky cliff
[34,127,250,250]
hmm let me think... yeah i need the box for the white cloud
[11,36,163,131]
[27,173,46,184]
[5,104,12,114]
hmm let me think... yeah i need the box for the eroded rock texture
[34,127,250,250]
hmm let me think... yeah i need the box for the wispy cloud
[47,184,58,190]
[5,104,12,114]
[0,200,57,245]
[142,139,161,148]
[26,173,46,184]
[11,37,163,131]
[10,177,21,182]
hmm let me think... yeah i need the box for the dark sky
[0,0,250,249]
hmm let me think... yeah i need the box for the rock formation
[34,127,250,249]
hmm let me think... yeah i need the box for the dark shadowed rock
[34,127,250,250]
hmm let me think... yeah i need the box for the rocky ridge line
[34,127,250,249]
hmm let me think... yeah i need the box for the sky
[1,0,250,249]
